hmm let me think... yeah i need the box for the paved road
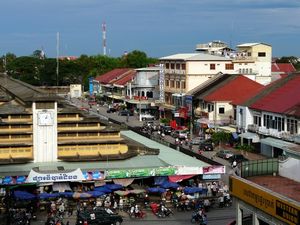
[32,204,235,225]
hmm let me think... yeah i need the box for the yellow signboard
[230,176,300,225]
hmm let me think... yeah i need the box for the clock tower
[33,101,58,162]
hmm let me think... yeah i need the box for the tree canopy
[0,50,158,89]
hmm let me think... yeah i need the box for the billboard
[230,176,300,225]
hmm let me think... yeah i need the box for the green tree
[121,50,149,68]
[211,131,231,147]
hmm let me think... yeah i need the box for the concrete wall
[279,158,300,182]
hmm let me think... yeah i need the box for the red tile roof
[272,63,296,73]
[94,68,133,84]
[203,75,264,105]
[112,70,136,86]
[250,74,300,114]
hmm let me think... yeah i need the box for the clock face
[38,112,53,126]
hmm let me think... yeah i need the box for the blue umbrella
[86,191,105,197]
[39,192,60,199]
[160,181,180,189]
[94,186,112,193]
[147,187,166,193]
[183,187,203,195]
[104,184,123,191]
[14,191,36,201]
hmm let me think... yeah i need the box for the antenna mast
[102,22,107,56]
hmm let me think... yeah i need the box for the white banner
[26,168,85,183]
[176,166,203,175]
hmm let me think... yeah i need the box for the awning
[260,137,299,150]
[239,132,260,143]
[218,126,237,133]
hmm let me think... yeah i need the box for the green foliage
[235,144,255,152]
[211,131,231,145]
[3,50,158,87]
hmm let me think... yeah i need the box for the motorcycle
[191,210,207,224]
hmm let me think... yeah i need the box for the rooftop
[247,175,300,203]
[160,53,230,61]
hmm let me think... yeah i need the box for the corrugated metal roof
[95,68,133,84]
[160,53,230,61]
[121,130,210,168]
[249,74,300,114]
[204,75,264,105]
[272,63,296,73]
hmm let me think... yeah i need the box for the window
[176,81,180,89]
[165,63,169,69]
[258,52,266,57]
[170,80,175,88]
[208,104,214,112]
[254,115,261,126]
[287,119,298,134]
[247,52,251,57]
[176,64,180,70]
[170,63,175,69]
[181,81,186,89]
[181,64,186,70]
[210,64,216,70]
[165,80,169,87]
[225,64,234,70]
[218,106,225,114]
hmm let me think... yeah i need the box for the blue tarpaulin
[183,187,203,194]
[104,184,123,191]
[86,191,105,197]
[94,186,112,193]
[39,192,60,199]
[59,192,74,198]
[160,181,180,189]
[147,187,166,193]
[14,191,36,200]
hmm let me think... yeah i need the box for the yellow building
[0,74,134,164]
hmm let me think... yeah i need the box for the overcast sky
[1,0,299,58]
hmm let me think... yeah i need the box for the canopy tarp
[114,189,146,196]
[59,192,74,198]
[38,192,60,199]
[94,186,112,193]
[160,181,180,189]
[13,190,36,200]
[147,187,166,193]
[86,191,105,197]
[72,192,92,199]
[183,187,203,194]
[104,184,123,191]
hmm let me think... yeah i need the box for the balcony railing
[248,124,259,132]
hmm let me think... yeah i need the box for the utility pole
[56,32,60,87]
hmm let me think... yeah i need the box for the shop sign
[26,168,85,183]
[0,175,28,185]
[203,166,225,174]
[230,176,300,225]
[82,171,105,181]
[176,166,203,175]
[154,167,176,176]
[106,167,177,179]
[202,174,221,180]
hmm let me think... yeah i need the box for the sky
[1,0,300,58]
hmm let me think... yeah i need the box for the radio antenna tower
[102,22,107,56]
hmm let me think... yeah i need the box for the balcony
[57,143,129,159]
[0,146,33,161]
[57,114,81,122]
[248,124,259,132]
[57,123,101,132]
[232,56,257,63]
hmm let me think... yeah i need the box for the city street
[31,204,235,225]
